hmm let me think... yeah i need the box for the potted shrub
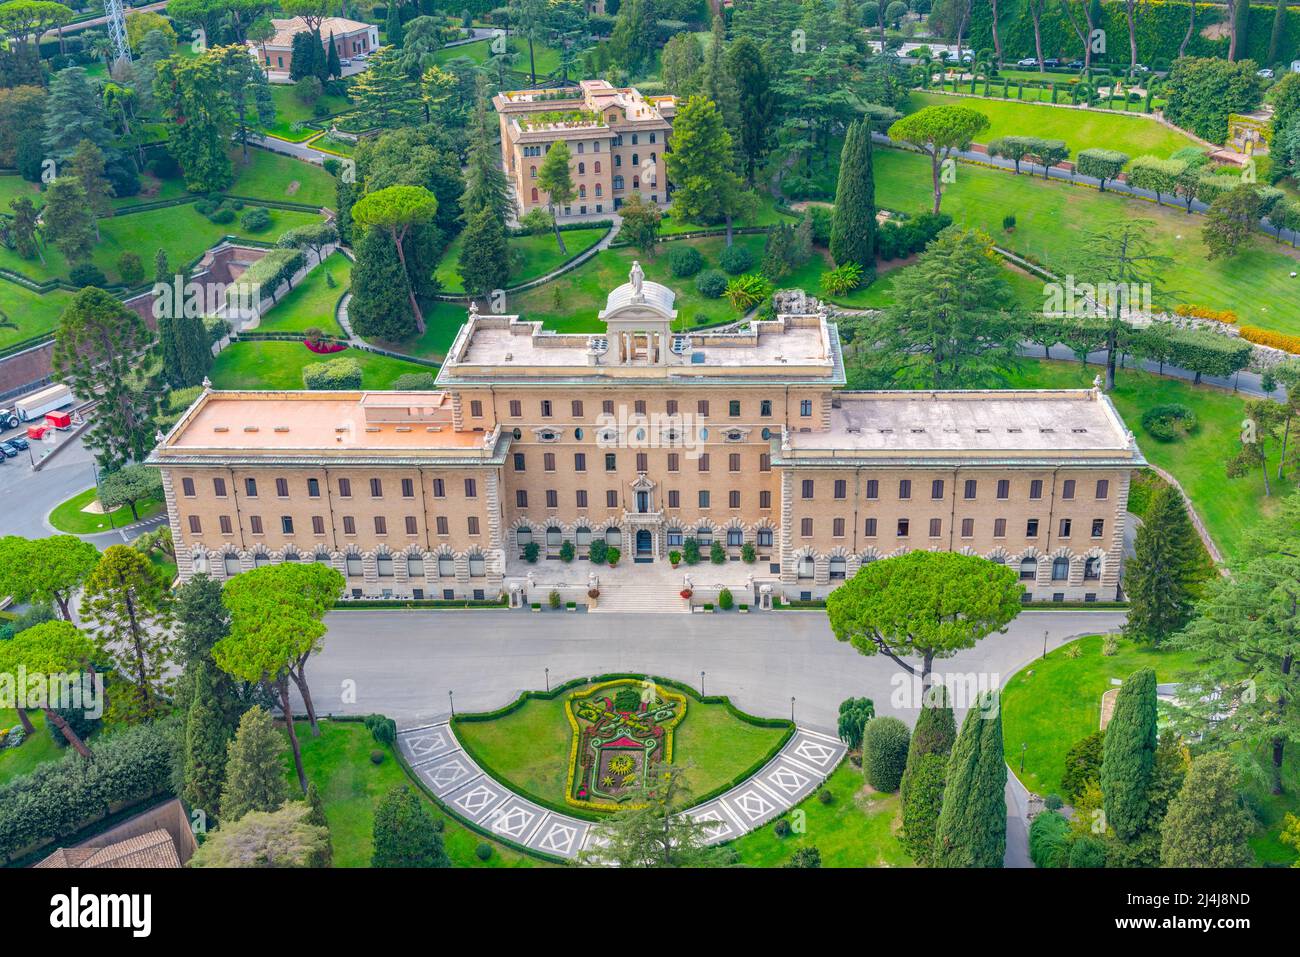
[738,603,749,614]
[718,587,734,610]
[741,542,756,564]
[559,540,575,563]
[607,547,621,567]
[587,587,600,600]
[588,539,608,565]
[710,541,726,564]
[669,550,682,568]
[680,588,693,600]
[566,601,577,612]
[548,589,561,609]
[702,603,715,613]
[531,602,542,612]
[683,537,701,565]
[523,541,540,563]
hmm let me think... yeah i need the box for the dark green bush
[1140,403,1197,441]
[1061,730,1106,803]
[718,244,754,275]
[239,207,272,233]
[69,263,108,288]
[773,817,791,837]
[669,244,703,277]
[475,841,493,860]
[696,269,727,298]
[1029,810,1070,868]
[862,716,910,792]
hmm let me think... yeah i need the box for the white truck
[12,383,74,423]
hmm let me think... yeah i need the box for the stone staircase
[589,583,690,614]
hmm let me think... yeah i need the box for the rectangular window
[729,453,741,473]
[540,400,552,418]
[699,454,710,473]
[667,453,679,472]
[1091,518,1105,537]
[697,400,709,416]
[470,400,483,418]
[865,517,878,537]
[759,490,771,509]
[897,518,910,537]
[181,477,195,497]
[576,490,588,508]
[961,518,974,537]
[603,400,614,414]
[432,478,445,498]
[1029,480,1043,500]
[800,399,812,417]
[374,516,387,535]
[668,490,680,508]
[929,518,942,538]
[219,515,233,535]
[607,490,618,508]
[514,452,526,472]
[571,399,584,417]
[546,489,558,508]
[729,490,741,508]
[574,452,587,472]
[282,516,294,535]
[760,400,772,417]
[759,453,770,472]
[312,516,325,535]
[188,515,201,534]
[1060,518,1072,537]
[307,478,320,497]
[509,400,522,417]
[370,478,383,498]
[666,399,678,415]
[435,516,448,535]
[1026,518,1040,537]
[545,452,556,472]
[1096,479,1110,499]
[338,477,352,498]
[250,515,263,535]
[468,516,480,535]
[1062,479,1076,500]
[931,479,945,500]
[800,517,813,537]
[964,479,977,500]
[516,490,528,508]
[634,399,646,415]
[245,478,258,497]
[997,479,1010,500]
[802,479,814,499]
[898,479,911,500]
[994,518,1006,537]
[605,453,617,472]
[866,479,879,500]
[464,478,477,498]
[698,490,710,508]
[636,452,648,471]
[401,478,414,498]
[833,517,846,537]
[729,400,741,417]
[214,477,227,497]
[834,479,847,499]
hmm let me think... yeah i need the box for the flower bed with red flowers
[305,338,348,354]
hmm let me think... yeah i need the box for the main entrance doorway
[636,529,653,556]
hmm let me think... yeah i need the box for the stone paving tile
[396,724,459,766]
[412,749,481,797]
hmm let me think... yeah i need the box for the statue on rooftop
[629,260,645,301]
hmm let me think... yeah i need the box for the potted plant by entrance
[607,547,621,567]
[669,550,682,568]
[587,587,599,608]
[680,588,693,600]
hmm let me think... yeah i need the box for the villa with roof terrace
[149,267,1144,609]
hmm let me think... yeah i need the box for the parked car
[6,435,28,451]
[0,441,18,458]
[339,57,352,67]
[1016,57,1038,68]
[1066,59,1084,69]
[1258,68,1275,79]
[1133,63,1150,72]
[1042,58,1061,68]
[354,51,369,60]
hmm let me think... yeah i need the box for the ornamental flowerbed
[565,679,686,812]
[304,338,347,354]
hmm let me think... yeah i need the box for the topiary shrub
[364,714,396,745]
[558,540,575,563]
[370,749,385,764]
[773,817,791,838]
[69,263,108,288]
[209,207,236,225]
[1028,810,1070,868]
[475,841,493,861]
[392,372,437,390]
[240,207,272,232]
[669,244,703,277]
[302,356,362,389]
[548,589,561,609]
[837,697,875,750]
[740,542,756,563]
[588,539,608,564]
[817,788,833,805]
[606,546,620,566]
[718,587,734,610]
[718,244,753,274]
[696,268,727,298]
[710,540,726,564]
[1044,793,1064,810]
[862,716,910,792]
[1140,403,1197,441]
[523,541,540,563]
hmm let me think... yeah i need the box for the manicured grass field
[0,709,66,786]
[453,683,791,818]
[285,718,542,867]
[434,227,608,294]
[210,341,434,390]
[904,91,1192,157]
[47,485,165,534]
[258,252,351,335]
[1003,357,1269,563]
[1001,634,1203,798]
[0,203,324,286]
[658,192,796,236]
[260,84,352,142]
[225,147,338,208]
[873,147,1300,334]
[0,174,43,211]
[435,36,560,75]
[728,761,913,867]
[0,281,74,352]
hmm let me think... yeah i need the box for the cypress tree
[901,686,957,804]
[458,205,509,298]
[900,753,947,865]
[1123,484,1203,644]
[326,32,342,79]
[153,248,170,284]
[933,693,1006,867]
[181,661,232,821]
[220,706,288,824]
[159,318,185,389]
[1101,667,1158,841]
[829,120,877,272]
[386,5,404,48]
[305,781,334,867]
[349,227,417,342]
[462,74,512,224]
[372,784,449,867]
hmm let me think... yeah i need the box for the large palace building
[150,272,1144,606]
[493,80,675,218]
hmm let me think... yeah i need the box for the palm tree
[83,31,115,73]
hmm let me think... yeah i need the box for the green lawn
[435,36,561,75]
[453,682,791,819]
[260,84,352,142]
[1003,357,1267,563]
[258,252,351,335]
[728,761,914,867]
[285,718,542,867]
[905,91,1191,157]
[873,147,1300,335]
[0,203,324,286]
[1001,634,1203,798]
[0,174,43,211]
[0,709,66,786]
[434,227,608,294]
[210,341,435,390]
[0,281,74,352]
[47,486,165,535]
[659,192,796,236]
[226,148,338,208]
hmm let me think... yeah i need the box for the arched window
[546,526,563,548]
[696,526,713,546]
[594,161,601,173]
[576,526,592,547]
[632,177,639,189]
[530,166,537,178]
[1052,557,1070,580]
[615,154,622,167]
[1019,557,1038,580]
[727,528,743,547]
[377,555,395,577]
[1084,556,1101,580]
[595,184,602,196]
[579,185,586,198]
[517,526,533,546]
[613,174,624,190]
[631,153,639,167]
[283,550,300,562]
[829,557,847,579]
[468,554,486,577]
[757,528,773,547]
[578,162,586,175]
[798,556,814,579]
[437,555,455,577]
[407,555,424,577]
[530,187,539,202]
[223,555,241,576]
[346,555,363,576]
[254,553,270,567]
[605,527,622,546]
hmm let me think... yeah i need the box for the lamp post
[699,670,705,696]
[1020,742,1027,774]
[448,689,455,717]
[545,667,550,692]
[1042,630,1049,660]
[790,696,796,722]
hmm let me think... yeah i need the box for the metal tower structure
[104,0,130,64]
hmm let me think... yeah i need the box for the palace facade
[150,274,1144,605]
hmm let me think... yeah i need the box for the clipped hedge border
[331,596,509,609]
[450,672,795,824]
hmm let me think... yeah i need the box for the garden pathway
[396,720,846,861]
